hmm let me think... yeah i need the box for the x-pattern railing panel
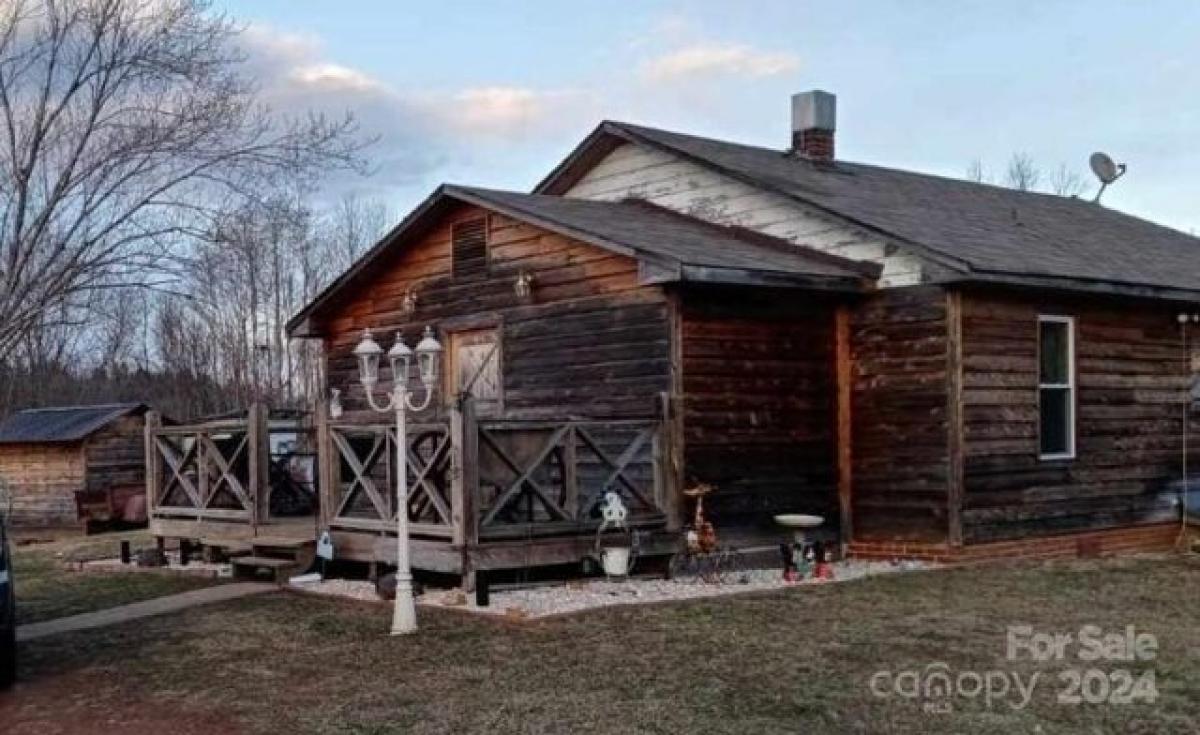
[478,425,573,527]
[477,421,660,528]
[405,428,453,526]
[575,425,657,515]
[199,433,251,510]
[153,429,254,514]
[329,424,454,529]
[155,435,201,508]
[331,429,391,521]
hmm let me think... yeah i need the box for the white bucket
[601,546,632,577]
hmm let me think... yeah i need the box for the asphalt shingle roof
[287,184,878,335]
[447,185,877,282]
[544,122,1200,297]
[0,403,146,445]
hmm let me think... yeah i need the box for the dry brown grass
[11,530,221,625]
[6,554,1200,734]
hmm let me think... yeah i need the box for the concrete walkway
[16,582,276,642]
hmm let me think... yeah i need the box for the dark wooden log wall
[851,286,950,542]
[83,414,147,493]
[679,288,838,529]
[959,288,1192,542]
[318,203,671,422]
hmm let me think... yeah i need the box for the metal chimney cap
[792,90,836,132]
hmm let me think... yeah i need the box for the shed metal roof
[0,403,147,445]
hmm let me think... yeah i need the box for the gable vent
[451,217,488,279]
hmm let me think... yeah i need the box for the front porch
[145,398,682,585]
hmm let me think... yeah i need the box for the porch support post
[835,305,854,553]
[247,402,269,529]
[315,398,332,531]
[144,411,162,522]
[662,290,685,532]
[946,290,965,547]
[451,394,480,590]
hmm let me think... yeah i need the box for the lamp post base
[390,576,418,635]
[390,601,418,636]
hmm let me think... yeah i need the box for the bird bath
[774,514,827,581]
[774,514,824,544]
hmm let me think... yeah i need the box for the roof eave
[533,122,628,196]
[677,265,872,292]
[943,270,1200,304]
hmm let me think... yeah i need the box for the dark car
[0,508,14,689]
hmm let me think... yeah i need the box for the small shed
[0,403,153,529]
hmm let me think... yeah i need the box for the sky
[213,1,1200,233]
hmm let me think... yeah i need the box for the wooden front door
[447,328,502,415]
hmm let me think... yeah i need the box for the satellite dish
[1088,151,1126,203]
[1089,152,1119,183]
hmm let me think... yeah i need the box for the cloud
[289,63,384,94]
[233,24,599,202]
[237,24,441,192]
[639,43,800,82]
[437,86,596,140]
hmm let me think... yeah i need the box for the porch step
[231,555,300,583]
[198,539,252,559]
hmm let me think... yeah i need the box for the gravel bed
[421,560,930,618]
[286,560,934,619]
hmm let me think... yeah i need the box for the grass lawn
[2,554,1198,734]
[11,530,222,625]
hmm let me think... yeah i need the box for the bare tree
[326,194,390,272]
[1049,163,1086,197]
[1005,153,1041,191]
[965,159,990,184]
[0,0,367,360]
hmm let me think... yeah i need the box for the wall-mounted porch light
[402,288,418,316]
[514,271,535,301]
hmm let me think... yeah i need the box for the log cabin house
[0,403,153,529]
[163,89,1197,583]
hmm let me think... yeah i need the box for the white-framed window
[1038,315,1075,460]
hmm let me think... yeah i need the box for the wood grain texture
[679,286,839,529]
[316,203,670,424]
[850,286,950,542]
[959,288,1191,542]
[946,290,965,546]
[835,305,853,548]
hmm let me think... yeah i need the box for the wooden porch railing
[145,405,318,526]
[321,419,456,539]
[318,396,670,546]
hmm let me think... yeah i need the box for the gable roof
[537,121,1200,301]
[0,403,148,445]
[287,185,878,337]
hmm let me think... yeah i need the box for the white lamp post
[354,325,442,635]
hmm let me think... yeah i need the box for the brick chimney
[791,90,836,162]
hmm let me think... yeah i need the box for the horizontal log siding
[851,286,950,542]
[680,289,838,528]
[0,444,85,526]
[83,415,146,493]
[960,289,1192,542]
[320,203,670,422]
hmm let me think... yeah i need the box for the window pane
[1039,321,1069,384]
[1040,387,1071,456]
